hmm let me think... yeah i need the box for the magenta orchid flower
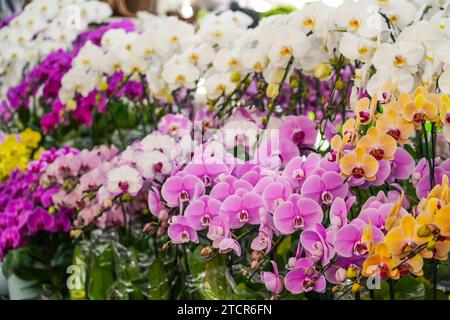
[329,197,355,229]
[207,215,231,246]
[300,223,335,265]
[333,222,384,257]
[261,261,283,294]
[220,189,264,229]
[283,154,321,189]
[210,175,253,202]
[284,258,326,294]
[254,176,292,212]
[183,155,229,187]
[167,216,199,244]
[300,171,348,206]
[161,172,205,207]
[273,195,323,235]
[184,195,221,230]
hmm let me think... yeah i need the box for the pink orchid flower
[273,195,323,235]
[220,189,264,229]
[184,195,221,230]
[161,172,205,207]
[167,216,199,244]
[333,222,384,257]
[284,258,326,294]
[261,261,283,294]
[300,223,335,265]
[283,154,321,190]
[300,171,349,206]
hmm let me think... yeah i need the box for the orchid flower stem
[263,56,295,130]
[422,123,435,188]
[389,278,395,300]
[432,258,438,300]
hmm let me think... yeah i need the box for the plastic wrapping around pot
[7,274,40,300]
[0,263,8,296]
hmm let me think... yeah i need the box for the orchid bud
[266,83,279,98]
[200,246,213,258]
[143,222,157,234]
[427,239,436,250]
[335,80,344,90]
[156,226,166,237]
[242,269,249,277]
[351,283,360,294]
[346,266,358,279]
[417,225,432,238]
[162,241,171,252]
[335,268,347,283]
[251,260,260,270]
[231,71,241,83]
[48,206,56,215]
[70,229,82,239]
[314,63,331,81]
[251,251,262,261]
[261,116,269,127]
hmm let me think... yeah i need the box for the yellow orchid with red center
[339,147,379,181]
[357,127,397,161]
[341,118,360,146]
[376,103,414,144]
[384,193,406,232]
[439,94,450,142]
[330,132,352,162]
[362,243,399,280]
[402,93,438,129]
[384,214,433,262]
[354,94,377,125]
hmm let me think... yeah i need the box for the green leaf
[87,266,114,300]
[147,258,170,300]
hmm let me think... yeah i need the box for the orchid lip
[293,215,304,229]
[201,214,211,226]
[238,209,249,223]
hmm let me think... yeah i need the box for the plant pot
[0,263,8,296]
[7,274,40,300]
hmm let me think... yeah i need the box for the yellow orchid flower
[357,127,397,161]
[354,94,377,125]
[339,147,379,181]
[402,93,438,129]
[439,94,450,142]
[341,118,360,146]
[385,193,405,232]
[330,132,352,162]
[376,105,414,144]
[385,215,428,259]
[362,243,399,280]
[20,128,41,149]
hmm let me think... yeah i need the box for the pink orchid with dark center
[300,223,335,265]
[220,189,264,229]
[333,222,385,258]
[167,216,199,244]
[184,195,221,230]
[284,258,326,294]
[283,154,321,190]
[161,172,205,207]
[273,195,323,235]
[300,171,348,206]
